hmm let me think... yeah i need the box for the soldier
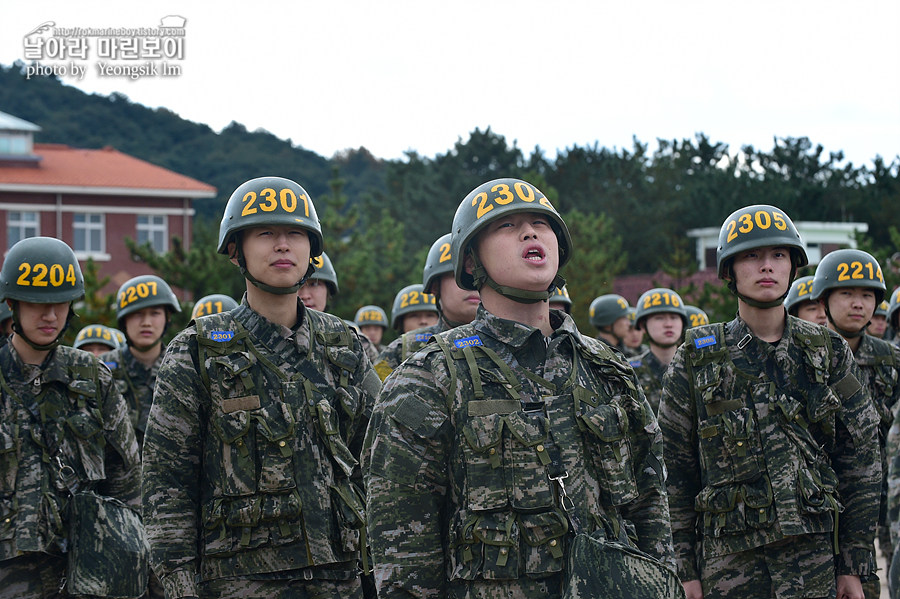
[365,178,675,598]
[588,293,631,351]
[373,233,480,382]
[100,275,181,449]
[297,252,338,312]
[388,283,439,334]
[549,285,572,313]
[887,288,900,345]
[659,205,882,599]
[622,306,648,357]
[811,249,900,598]
[354,305,389,350]
[190,293,239,319]
[0,301,13,344]
[141,176,381,599]
[869,301,890,340]
[74,323,120,356]
[629,288,687,414]
[0,237,142,599]
[683,304,710,329]
[785,274,827,326]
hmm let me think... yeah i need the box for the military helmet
[783,275,817,315]
[217,176,323,259]
[74,324,118,351]
[810,249,885,304]
[887,287,900,328]
[354,305,388,329]
[308,252,338,295]
[115,275,181,323]
[111,328,126,348]
[549,285,572,312]
[874,300,889,318]
[423,233,453,295]
[588,294,630,329]
[683,304,710,328]
[634,287,687,330]
[390,283,438,330]
[0,237,84,303]
[716,204,807,280]
[451,178,572,291]
[191,294,239,319]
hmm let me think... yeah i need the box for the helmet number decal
[725,209,788,243]
[80,326,112,341]
[471,182,554,219]
[241,188,310,218]
[438,242,451,263]
[642,291,681,309]
[796,279,813,297]
[16,262,78,288]
[836,260,883,283]
[194,300,222,318]
[119,280,159,309]
[689,313,709,327]
[400,290,436,308]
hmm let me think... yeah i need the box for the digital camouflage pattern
[99,346,162,449]
[629,350,668,415]
[141,299,381,599]
[0,343,141,594]
[373,318,450,382]
[365,307,675,599]
[659,315,881,589]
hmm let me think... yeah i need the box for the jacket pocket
[504,411,554,510]
[212,409,256,496]
[65,411,106,482]
[578,402,639,505]
[519,510,568,575]
[462,414,507,511]
[0,422,17,492]
[473,512,520,580]
[253,402,296,492]
[694,485,743,537]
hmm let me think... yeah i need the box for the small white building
[687,221,869,270]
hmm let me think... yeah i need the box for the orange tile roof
[0,144,215,196]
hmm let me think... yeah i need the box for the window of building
[137,215,167,253]
[73,213,105,254]
[0,133,30,155]
[7,211,39,248]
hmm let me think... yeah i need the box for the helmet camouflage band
[716,204,807,280]
[634,288,687,330]
[191,294,239,319]
[74,324,118,351]
[0,237,84,303]
[217,176,324,259]
[354,305,388,329]
[115,275,181,323]
[423,233,453,295]
[783,275,817,315]
[451,178,572,291]
[390,283,438,330]
[308,252,339,295]
[810,248,885,304]
[588,294,629,329]
[683,304,710,328]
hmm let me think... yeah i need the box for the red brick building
[0,110,215,298]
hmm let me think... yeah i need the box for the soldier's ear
[464,253,475,276]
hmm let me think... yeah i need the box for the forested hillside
[2,61,898,335]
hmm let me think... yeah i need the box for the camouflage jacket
[659,315,881,582]
[141,300,381,599]
[629,349,669,415]
[374,316,456,382]
[99,345,163,447]
[0,343,140,562]
[365,306,674,598]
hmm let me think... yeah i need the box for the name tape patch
[454,335,483,349]
[414,333,433,342]
[210,330,235,342]
[628,359,642,369]
[694,335,717,349]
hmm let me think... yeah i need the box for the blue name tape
[628,359,642,368]
[210,330,235,342]
[694,335,717,349]
[414,333,433,342]
[103,361,118,370]
[454,335,483,348]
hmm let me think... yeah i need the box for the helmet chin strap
[11,302,74,352]
[470,253,564,305]
[233,244,313,295]
[648,334,678,350]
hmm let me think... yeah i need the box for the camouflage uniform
[373,315,458,382]
[0,343,141,598]
[629,349,667,415]
[99,346,161,448]
[141,298,380,599]
[365,306,675,599]
[659,314,882,597]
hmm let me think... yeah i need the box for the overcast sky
[2,1,898,167]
